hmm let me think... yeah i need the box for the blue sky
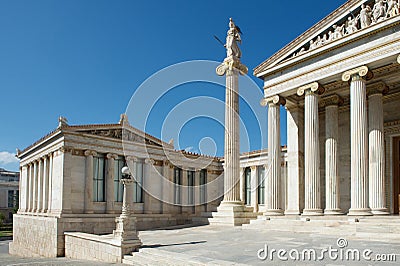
[0,0,345,171]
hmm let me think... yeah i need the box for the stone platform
[206,203,261,226]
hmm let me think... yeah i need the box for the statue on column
[225,18,242,58]
[358,4,373,29]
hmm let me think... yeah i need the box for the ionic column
[32,160,38,212]
[42,156,49,213]
[297,82,325,216]
[321,95,343,215]
[250,166,258,212]
[47,152,53,213]
[106,153,118,213]
[36,159,43,213]
[342,66,372,215]
[27,164,33,212]
[239,167,245,202]
[368,82,389,215]
[84,150,97,213]
[260,95,286,215]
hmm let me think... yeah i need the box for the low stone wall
[9,213,193,258]
[9,214,59,257]
[65,232,137,263]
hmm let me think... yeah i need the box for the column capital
[125,155,138,162]
[342,66,373,82]
[367,81,389,96]
[260,95,286,107]
[216,57,248,76]
[320,94,344,108]
[397,54,400,64]
[145,158,155,165]
[297,82,325,96]
[250,165,257,171]
[84,150,97,157]
[106,153,118,160]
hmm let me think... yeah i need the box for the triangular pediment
[65,123,170,148]
[254,0,400,77]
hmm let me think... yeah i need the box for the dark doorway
[393,137,400,214]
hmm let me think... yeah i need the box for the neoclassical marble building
[255,0,400,216]
[10,115,223,257]
[9,0,400,259]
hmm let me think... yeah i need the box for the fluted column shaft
[266,101,283,215]
[84,150,96,213]
[303,90,322,215]
[368,89,389,214]
[106,154,116,213]
[239,168,245,202]
[324,100,342,215]
[223,68,241,203]
[250,166,258,212]
[42,156,49,212]
[349,74,371,215]
[32,161,38,212]
[27,164,33,212]
[47,153,53,213]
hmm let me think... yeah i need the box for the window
[187,170,195,205]
[114,157,125,202]
[93,154,106,202]
[133,160,143,203]
[174,168,182,204]
[8,190,14,208]
[199,169,207,203]
[245,167,251,205]
[258,166,265,204]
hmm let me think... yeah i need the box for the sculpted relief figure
[372,0,387,23]
[332,24,345,39]
[225,18,242,58]
[358,4,373,28]
[345,16,358,34]
[387,0,400,17]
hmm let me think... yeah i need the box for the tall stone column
[321,95,343,215]
[106,153,117,213]
[342,66,372,216]
[36,159,43,213]
[27,163,33,212]
[239,167,245,203]
[84,150,96,214]
[32,160,38,212]
[47,152,53,213]
[368,82,389,215]
[297,82,325,216]
[285,103,304,215]
[42,156,49,213]
[250,166,259,212]
[261,95,286,215]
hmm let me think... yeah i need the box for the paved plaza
[2,225,400,265]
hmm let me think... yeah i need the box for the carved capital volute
[367,81,389,96]
[125,155,138,162]
[84,150,97,157]
[260,95,286,107]
[297,82,325,96]
[145,158,155,165]
[216,57,248,76]
[106,153,118,160]
[342,66,373,82]
[250,165,257,171]
[397,55,400,64]
[320,94,344,108]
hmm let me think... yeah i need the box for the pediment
[67,124,168,148]
[254,0,400,77]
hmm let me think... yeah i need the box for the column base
[348,208,372,216]
[302,209,323,216]
[324,209,344,215]
[264,209,284,216]
[371,208,390,215]
[284,210,300,215]
[208,200,258,226]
